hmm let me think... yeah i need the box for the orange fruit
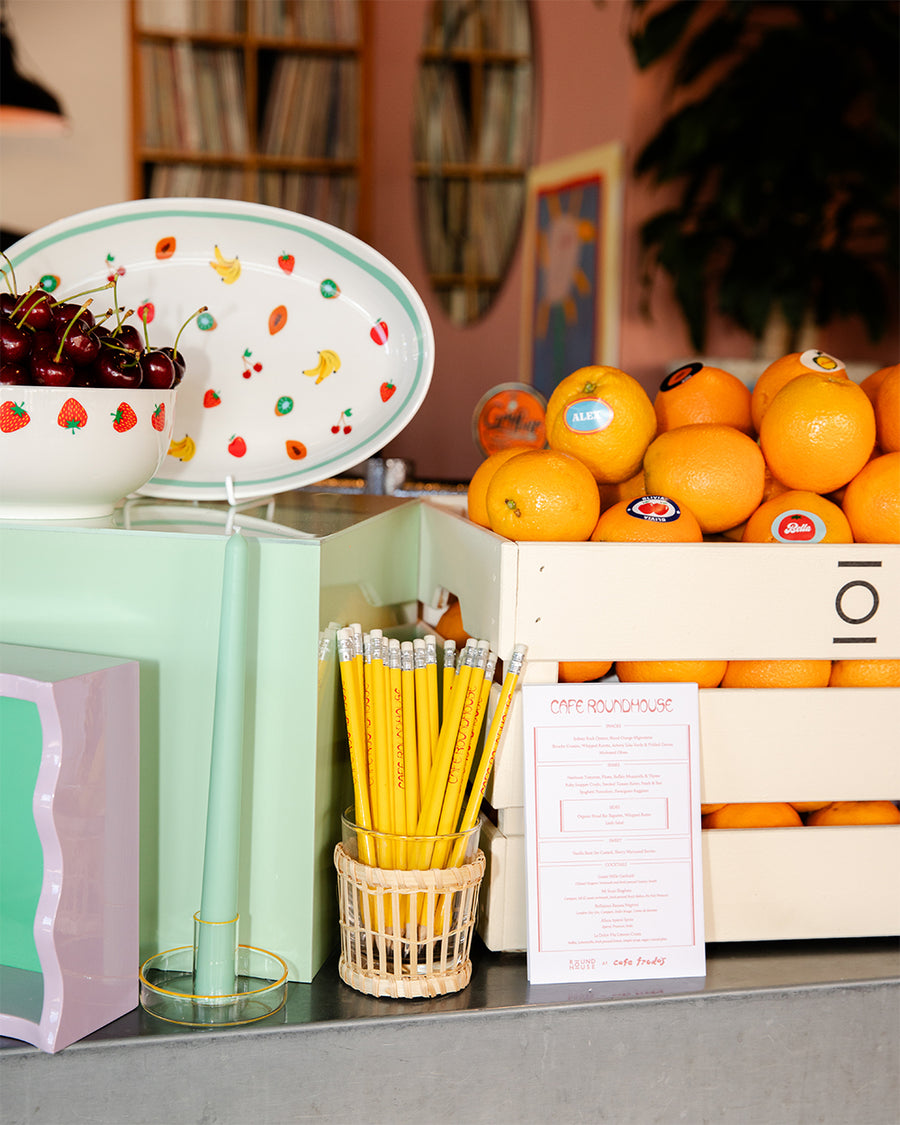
[544,366,657,484]
[807,801,900,826]
[485,448,600,541]
[829,659,900,687]
[874,365,900,453]
[598,469,645,512]
[721,465,790,541]
[759,373,876,494]
[435,599,469,646]
[558,660,613,683]
[616,659,728,687]
[741,490,853,544]
[654,362,753,435]
[790,802,833,813]
[590,495,703,542]
[859,363,897,407]
[642,423,766,534]
[702,803,803,828]
[467,447,528,528]
[841,452,900,543]
[721,660,832,688]
[750,349,847,433]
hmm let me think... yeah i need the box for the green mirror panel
[0,697,44,983]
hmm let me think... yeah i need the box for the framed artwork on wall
[519,142,624,400]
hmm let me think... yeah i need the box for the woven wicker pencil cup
[335,811,485,999]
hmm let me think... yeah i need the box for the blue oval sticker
[564,397,613,434]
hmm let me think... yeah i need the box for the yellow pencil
[442,639,456,718]
[387,639,407,863]
[424,634,440,754]
[400,640,419,830]
[365,631,394,866]
[413,638,432,796]
[414,645,474,868]
[431,642,488,868]
[337,628,376,866]
[451,644,527,868]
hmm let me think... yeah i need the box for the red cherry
[253,362,262,372]
[243,369,252,379]
[343,425,352,434]
[331,425,340,434]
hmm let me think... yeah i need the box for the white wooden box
[416,503,900,945]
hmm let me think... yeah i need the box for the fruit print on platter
[4,199,434,502]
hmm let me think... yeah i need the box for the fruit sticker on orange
[798,349,845,374]
[563,396,613,433]
[659,361,703,391]
[626,495,681,523]
[473,382,546,456]
[771,509,827,543]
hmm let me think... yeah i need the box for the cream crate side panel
[480,822,900,949]
[488,687,900,810]
[702,826,900,941]
[512,543,899,660]
[477,819,527,952]
[417,503,519,655]
[700,688,900,802]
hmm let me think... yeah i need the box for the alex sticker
[564,396,613,434]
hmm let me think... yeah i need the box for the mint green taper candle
[194,528,249,996]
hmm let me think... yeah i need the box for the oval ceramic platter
[6,199,435,502]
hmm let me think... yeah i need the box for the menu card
[522,681,705,984]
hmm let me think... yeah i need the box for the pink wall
[370,0,898,482]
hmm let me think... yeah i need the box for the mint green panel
[0,697,43,974]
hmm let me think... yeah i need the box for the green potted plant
[629,0,899,354]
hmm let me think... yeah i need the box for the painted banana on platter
[168,433,196,461]
[303,348,341,384]
[210,245,241,284]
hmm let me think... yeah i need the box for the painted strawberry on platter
[0,400,30,432]
[278,252,295,274]
[58,397,88,433]
[111,402,138,432]
[151,403,166,431]
[138,300,155,325]
[380,381,396,402]
[228,434,247,457]
[203,389,222,408]
[370,319,389,346]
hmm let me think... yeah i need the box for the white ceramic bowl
[0,386,177,520]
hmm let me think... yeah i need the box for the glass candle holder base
[139,943,288,1027]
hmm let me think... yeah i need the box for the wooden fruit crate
[416,503,900,945]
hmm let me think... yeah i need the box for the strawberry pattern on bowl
[0,386,177,520]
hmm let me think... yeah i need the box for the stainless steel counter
[2,938,898,1124]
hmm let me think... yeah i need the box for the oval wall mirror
[413,0,536,326]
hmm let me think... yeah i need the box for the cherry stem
[172,306,208,358]
[12,282,44,328]
[54,299,92,363]
[51,280,114,309]
[1,252,16,295]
